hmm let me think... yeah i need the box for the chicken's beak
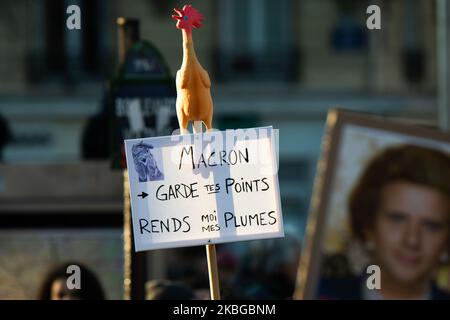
[172,8,182,20]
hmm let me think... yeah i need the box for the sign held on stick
[124,127,284,252]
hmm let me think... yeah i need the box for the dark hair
[38,262,105,300]
[349,144,450,243]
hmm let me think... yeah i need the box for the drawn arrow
[137,192,149,199]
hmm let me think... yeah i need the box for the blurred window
[27,0,107,84]
[331,0,368,53]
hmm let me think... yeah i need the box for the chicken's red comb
[172,4,205,28]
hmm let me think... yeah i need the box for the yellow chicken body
[173,6,213,133]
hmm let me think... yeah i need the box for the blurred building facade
[0,0,438,91]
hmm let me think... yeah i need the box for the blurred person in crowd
[146,280,195,300]
[216,246,247,300]
[167,246,210,297]
[81,82,110,159]
[234,242,273,299]
[0,114,11,161]
[321,253,352,278]
[237,227,302,299]
[319,145,450,300]
[38,262,105,300]
[263,232,302,299]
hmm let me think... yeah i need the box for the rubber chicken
[172,5,213,134]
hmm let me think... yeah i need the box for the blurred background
[0,0,448,299]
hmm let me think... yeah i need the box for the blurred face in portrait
[367,181,449,288]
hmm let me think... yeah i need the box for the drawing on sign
[132,142,164,182]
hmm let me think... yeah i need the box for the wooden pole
[192,121,221,300]
[123,170,132,300]
[118,17,142,300]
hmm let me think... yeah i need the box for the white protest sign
[124,127,284,251]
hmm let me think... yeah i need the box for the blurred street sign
[109,41,178,169]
